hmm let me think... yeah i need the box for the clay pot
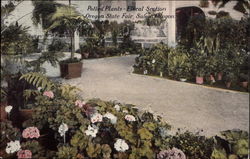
[196,76,204,84]
[83,52,89,59]
[16,109,34,127]
[226,82,232,88]
[241,81,248,88]
[210,75,216,83]
[217,72,223,81]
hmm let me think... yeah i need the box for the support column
[74,30,80,51]
[167,1,176,47]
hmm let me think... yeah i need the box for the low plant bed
[1,73,248,159]
[133,71,249,93]
[133,42,249,93]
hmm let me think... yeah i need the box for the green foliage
[217,130,249,158]
[134,43,170,76]
[169,131,214,159]
[1,23,35,55]
[211,0,250,14]
[145,12,166,26]
[48,38,70,52]
[32,0,61,30]
[21,140,55,158]
[168,47,192,79]
[134,16,248,89]
[0,121,21,149]
[57,146,78,159]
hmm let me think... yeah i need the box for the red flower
[17,150,32,159]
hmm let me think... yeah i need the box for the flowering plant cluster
[2,82,248,159]
[22,127,40,139]
[17,150,32,159]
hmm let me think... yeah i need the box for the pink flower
[75,100,86,108]
[157,147,186,159]
[43,91,54,98]
[125,115,136,122]
[17,150,32,159]
[22,127,40,139]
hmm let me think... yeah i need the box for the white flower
[125,115,136,122]
[5,140,21,154]
[58,123,68,136]
[152,59,156,64]
[104,112,117,124]
[114,139,129,152]
[114,105,120,111]
[37,87,42,92]
[147,61,150,65]
[5,105,13,113]
[90,113,103,123]
[85,125,98,137]
[122,110,128,113]
[144,70,148,75]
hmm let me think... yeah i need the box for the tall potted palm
[46,5,89,79]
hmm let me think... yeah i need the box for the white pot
[180,78,187,82]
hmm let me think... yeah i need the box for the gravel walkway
[62,55,249,136]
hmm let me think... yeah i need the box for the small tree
[46,5,89,61]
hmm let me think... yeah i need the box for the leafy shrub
[211,130,249,159]
[168,47,191,79]
[48,38,70,52]
[169,131,214,159]
[1,23,36,55]
[0,121,21,151]
[134,43,170,76]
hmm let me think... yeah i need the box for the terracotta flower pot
[210,75,216,83]
[196,76,204,84]
[217,72,223,81]
[17,109,34,126]
[83,52,89,59]
[241,81,248,88]
[226,82,231,88]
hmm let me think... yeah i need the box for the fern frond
[20,72,55,90]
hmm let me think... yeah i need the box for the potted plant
[46,5,89,79]
[176,67,191,82]
[195,70,205,84]
[239,73,249,88]
[224,72,236,88]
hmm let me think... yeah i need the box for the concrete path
[62,55,249,136]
